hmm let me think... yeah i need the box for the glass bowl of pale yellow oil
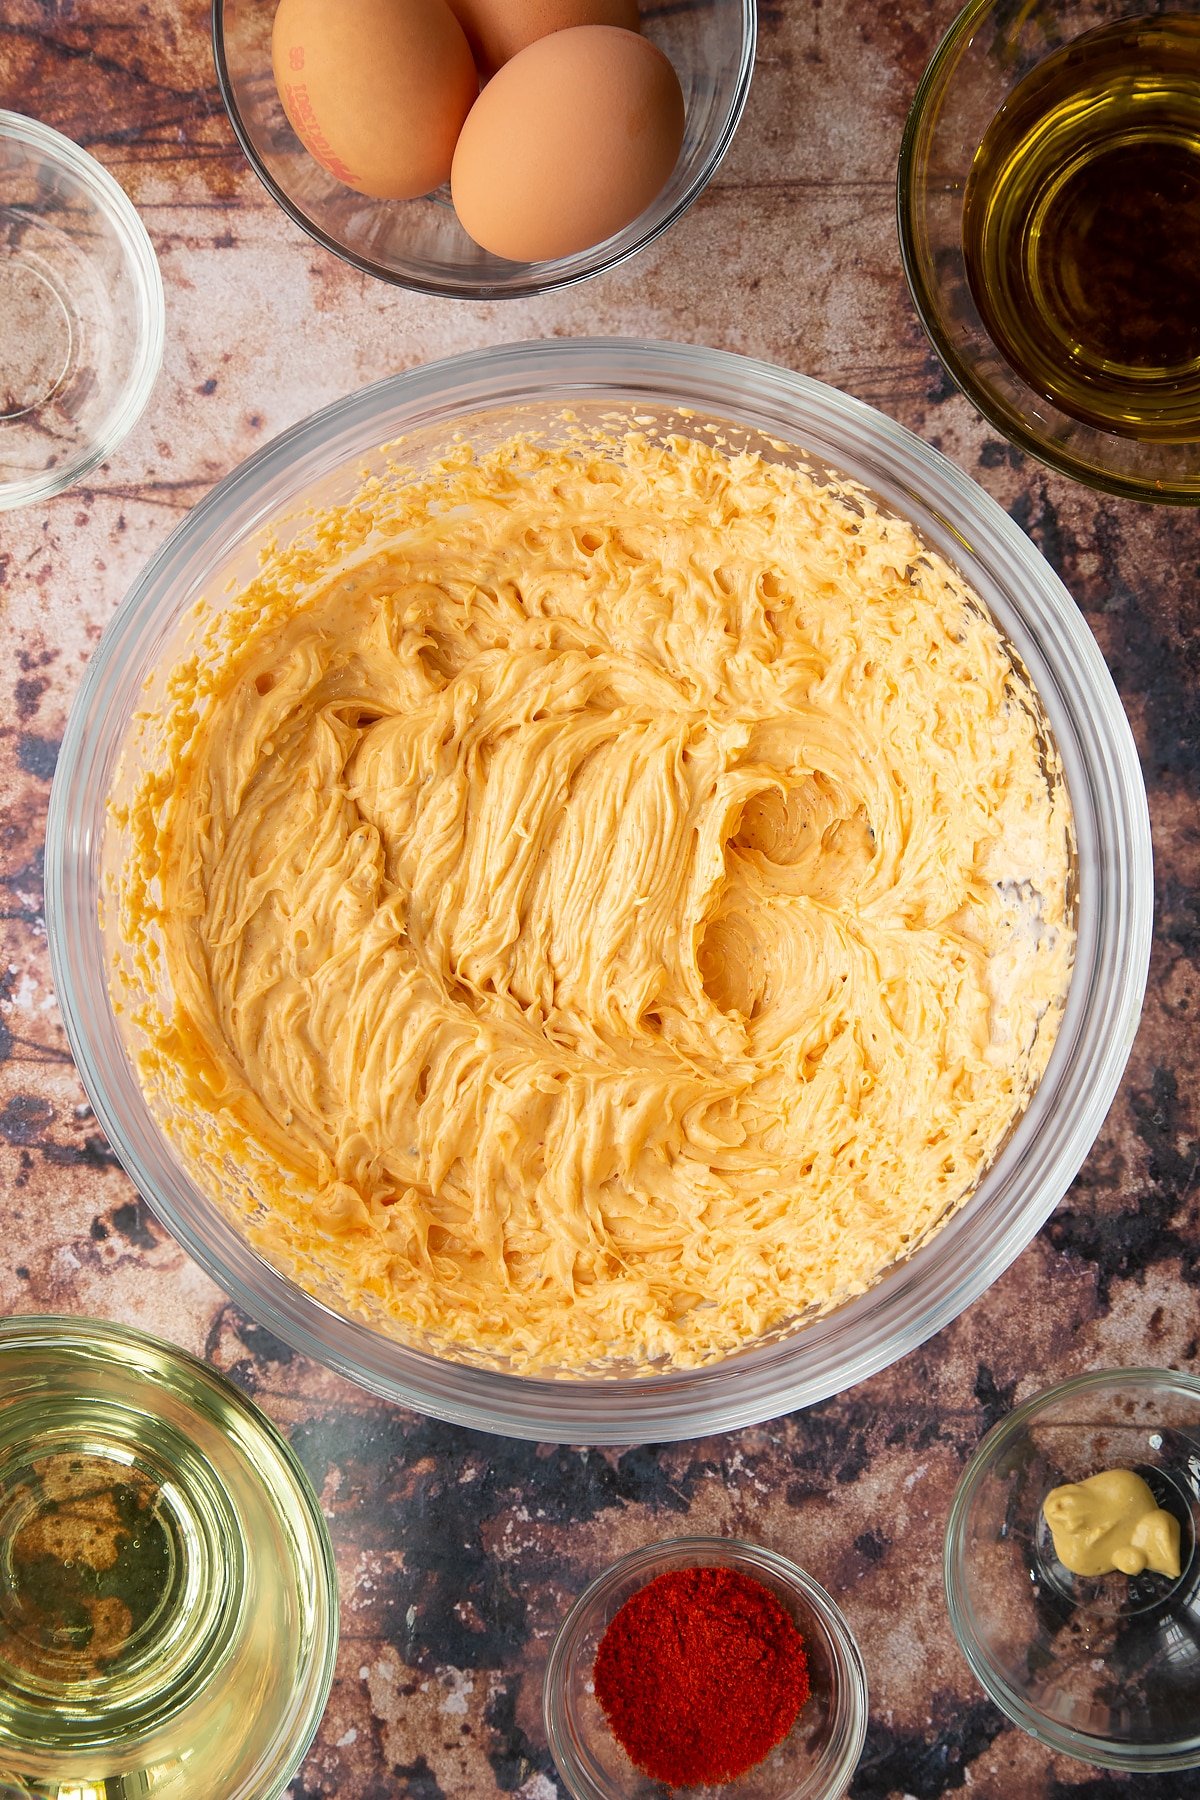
[0,1316,338,1799]
[946,1368,1200,1771]
[898,0,1200,502]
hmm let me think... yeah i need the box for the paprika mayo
[115,427,1075,1370]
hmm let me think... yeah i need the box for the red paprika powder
[592,1563,811,1787]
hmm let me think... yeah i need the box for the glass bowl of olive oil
[0,1316,338,1800]
[899,1,1200,502]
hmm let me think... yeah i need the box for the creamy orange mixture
[113,429,1074,1370]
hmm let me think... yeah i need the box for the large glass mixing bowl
[45,340,1152,1443]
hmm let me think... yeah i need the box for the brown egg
[446,0,639,73]
[450,26,685,262]
[272,0,478,200]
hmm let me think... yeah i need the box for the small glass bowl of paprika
[544,1537,868,1800]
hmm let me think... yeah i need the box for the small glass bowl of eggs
[213,0,755,298]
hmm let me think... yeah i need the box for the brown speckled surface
[2,3,1200,1796]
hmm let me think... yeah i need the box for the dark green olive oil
[963,13,1200,442]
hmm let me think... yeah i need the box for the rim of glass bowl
[210,0,757,300]
[895,0,1200,506]
[543,1536,869,1800]
[0,1313,341,1800]
[0,110,165,513]
[944,1367,1200,1772]
[45,338,1153,1444]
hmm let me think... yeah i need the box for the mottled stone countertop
[2,2,1199,1796]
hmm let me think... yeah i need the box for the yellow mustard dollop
[113,428,1074,1370]
[1044,1470,1182,1579]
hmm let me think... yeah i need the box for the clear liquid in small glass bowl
[0,112,163,511]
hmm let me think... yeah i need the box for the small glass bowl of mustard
[945,1368,1200,1772]
[543,1537,868,1800]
